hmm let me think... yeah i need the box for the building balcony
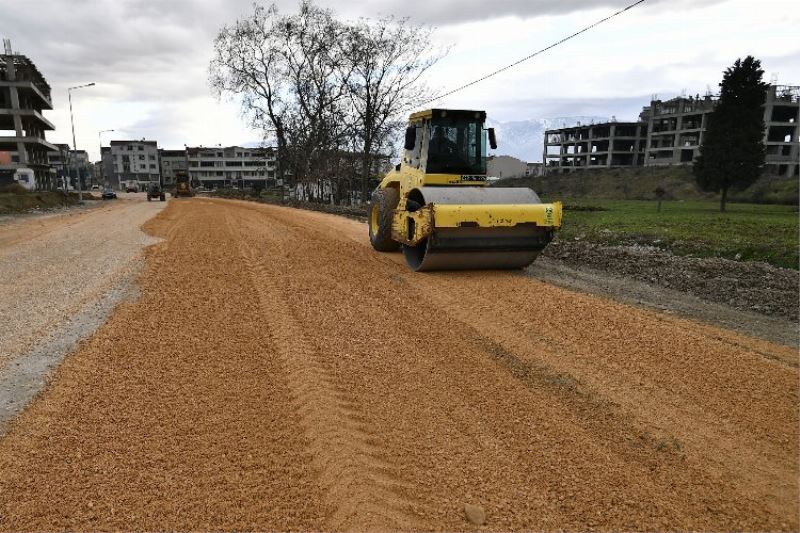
[765,153,797,162]
[0,80,53,110]
[0,108,55,130]
[0,135,58,151]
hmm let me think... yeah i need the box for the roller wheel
[368,188,400,252]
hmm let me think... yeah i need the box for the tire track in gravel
[228,207,428,531]
[222,198,798,531]
[0,200,330,531]
[398,271,799,518]
[0,198,796,531]
[218,199,796,531]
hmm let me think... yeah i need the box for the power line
[422,0,647,105]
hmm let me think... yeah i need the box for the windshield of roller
[426,117,486,175]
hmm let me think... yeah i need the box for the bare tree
[280,2,353,201]
[210,1,443,204]
[341,17,443,201]
[209,4,291,185]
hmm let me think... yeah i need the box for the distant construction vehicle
[146,179,165,202]
[369,109,562,271]
[173,170,194,198]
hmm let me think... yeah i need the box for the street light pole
[98,129,114,187]
[67,82,95,203]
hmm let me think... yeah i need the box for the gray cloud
[0,0,789,160]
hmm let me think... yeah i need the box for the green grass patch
[553,198,799,269]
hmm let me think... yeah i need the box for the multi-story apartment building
[159,148,187,186]
[544,85,799,178]
[0,41,57,190]
[47,144,92,189]
[109,140,160,190]
[186,146,276,189]
[100,146,116,188]
[544,121,646,172]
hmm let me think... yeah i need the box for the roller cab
[368,108,562,271]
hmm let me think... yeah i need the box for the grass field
[555,199,799,270]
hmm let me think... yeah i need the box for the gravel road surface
[0,198,796,531]
[0,196,164,369]
[0,195,164,429]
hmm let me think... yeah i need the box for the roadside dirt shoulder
[544,240,799,322]
[0,197,165,435]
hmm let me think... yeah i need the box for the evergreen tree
[694,56,767,212]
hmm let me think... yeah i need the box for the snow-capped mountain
[486,116,608,163]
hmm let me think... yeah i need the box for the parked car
[101,188,117,200]
[125,183,139,193]
[91,184,101,191]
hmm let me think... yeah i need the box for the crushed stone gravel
[0,197,164,372]
[0,198,796,531]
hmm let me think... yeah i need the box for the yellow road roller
[368,108,562,271]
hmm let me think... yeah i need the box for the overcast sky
[2,0,798,161]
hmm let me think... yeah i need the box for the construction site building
[543,121,646,173]
[641,95,716,166]
[545,85,799,178]
[763,85,799,177]
[0,41,57,189]
[186,146,277,189]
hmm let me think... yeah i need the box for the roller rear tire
[368,188,400,252]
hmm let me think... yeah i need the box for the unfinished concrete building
[763,85,799,177]
[0,41,57,189]
[641,95,716,166]
[544,85,799,178]
[543,121,646,172]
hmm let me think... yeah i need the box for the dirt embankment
[544,240,799,321]
[0,198,796,531]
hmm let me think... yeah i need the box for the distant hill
[486,116,608,163]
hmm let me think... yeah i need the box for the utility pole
[68,82,95,203]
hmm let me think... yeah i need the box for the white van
[13,168,36,191]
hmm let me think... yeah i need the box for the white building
[159,148,187,186]
[186,146,276,189]
[109,140,160,190]
[487,155,528,179]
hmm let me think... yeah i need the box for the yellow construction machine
[369,108,562,271]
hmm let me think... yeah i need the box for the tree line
[209,1,443,205]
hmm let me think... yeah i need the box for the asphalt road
[0,197,796,531]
